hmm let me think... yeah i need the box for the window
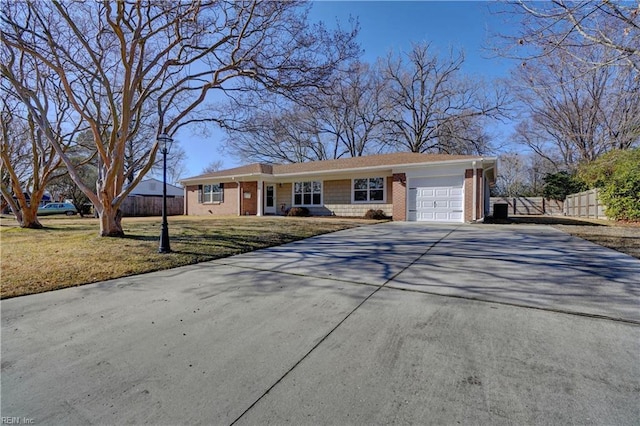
[353,177,385,202]
[293,181,322,206]
[200,183,223,203]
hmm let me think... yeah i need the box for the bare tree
[434,114,494,155]
[314,62,388,158]
[48,159,98,218]
[380,42,509,154]
[500,1,640,73]
[0,53,82,228]
[163,144,188,186]
[512,44,640,169]
[223,102,327,163]
[492,152,555,197]
[201,160,224,174]
[223,61,387,164]
[1,0,358,236]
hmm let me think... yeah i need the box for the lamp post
[158,133,172,253]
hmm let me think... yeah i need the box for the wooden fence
[564,189,606,219]
[120,196,184,217]
[489,197,564,216]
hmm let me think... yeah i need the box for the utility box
[493,203,509,220]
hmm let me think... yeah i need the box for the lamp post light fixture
[158,133,173,253]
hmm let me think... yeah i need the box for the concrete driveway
[2,222,639,425]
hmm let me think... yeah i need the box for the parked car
[37,203,78,216]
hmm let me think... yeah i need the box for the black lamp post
[158,133,172,253]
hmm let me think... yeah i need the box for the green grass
[0,215,380,298]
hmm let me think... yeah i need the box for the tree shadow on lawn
[122,231,311,256]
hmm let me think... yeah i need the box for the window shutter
[198,185,203,203]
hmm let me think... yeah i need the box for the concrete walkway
[2,223,639,425]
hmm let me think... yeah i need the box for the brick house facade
[180,153,497,223]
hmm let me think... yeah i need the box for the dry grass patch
[1,215,380,298]
[553,224,640,260]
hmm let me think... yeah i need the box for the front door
[265,184,276,214]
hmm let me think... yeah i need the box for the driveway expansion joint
[229,226,459,425]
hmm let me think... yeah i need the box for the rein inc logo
[1,418,34,425]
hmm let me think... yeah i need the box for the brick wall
[188,177,396,217]
[464,170,473,222]
[464,169,484,222]
[185,183,238,216]
[392,173,406,221]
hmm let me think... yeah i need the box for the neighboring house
[120,178,184,217]
[127,178,183,197]
[179,153,497,223]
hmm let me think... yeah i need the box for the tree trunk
[19,206,43,229]
[98,204,124,237]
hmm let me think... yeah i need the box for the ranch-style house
[179,152,497,223]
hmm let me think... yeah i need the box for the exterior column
[392,173,407,221]
[257,179,263,216]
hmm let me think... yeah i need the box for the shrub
[578,148,640,221]
[364,209,388,220]
[542,171,586,200]
[287,207,310,217]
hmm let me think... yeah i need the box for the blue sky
[311,1,513,76]
[176,1,519,179]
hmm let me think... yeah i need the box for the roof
[128,178,184,197]
[181,152,496,184]
[184,163,273,181]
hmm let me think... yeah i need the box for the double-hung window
[293,181,322,206]
[353,177,385,202]
[200,183,223,203]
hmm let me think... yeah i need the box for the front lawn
[0,215,378,298]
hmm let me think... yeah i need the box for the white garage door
[408,175,464,222]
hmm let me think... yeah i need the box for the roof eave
[180,157,498,184]
[180,172,272,185]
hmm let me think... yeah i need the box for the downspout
[235,178,241,216]
[472,161,477,222]
[184,186,188,215]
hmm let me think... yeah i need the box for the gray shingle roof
[181,152,489,183]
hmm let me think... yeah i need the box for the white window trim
[351,177,386,204]
[291,180,323,207]
[202,183,224,204]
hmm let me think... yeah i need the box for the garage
[407,175,464,222]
